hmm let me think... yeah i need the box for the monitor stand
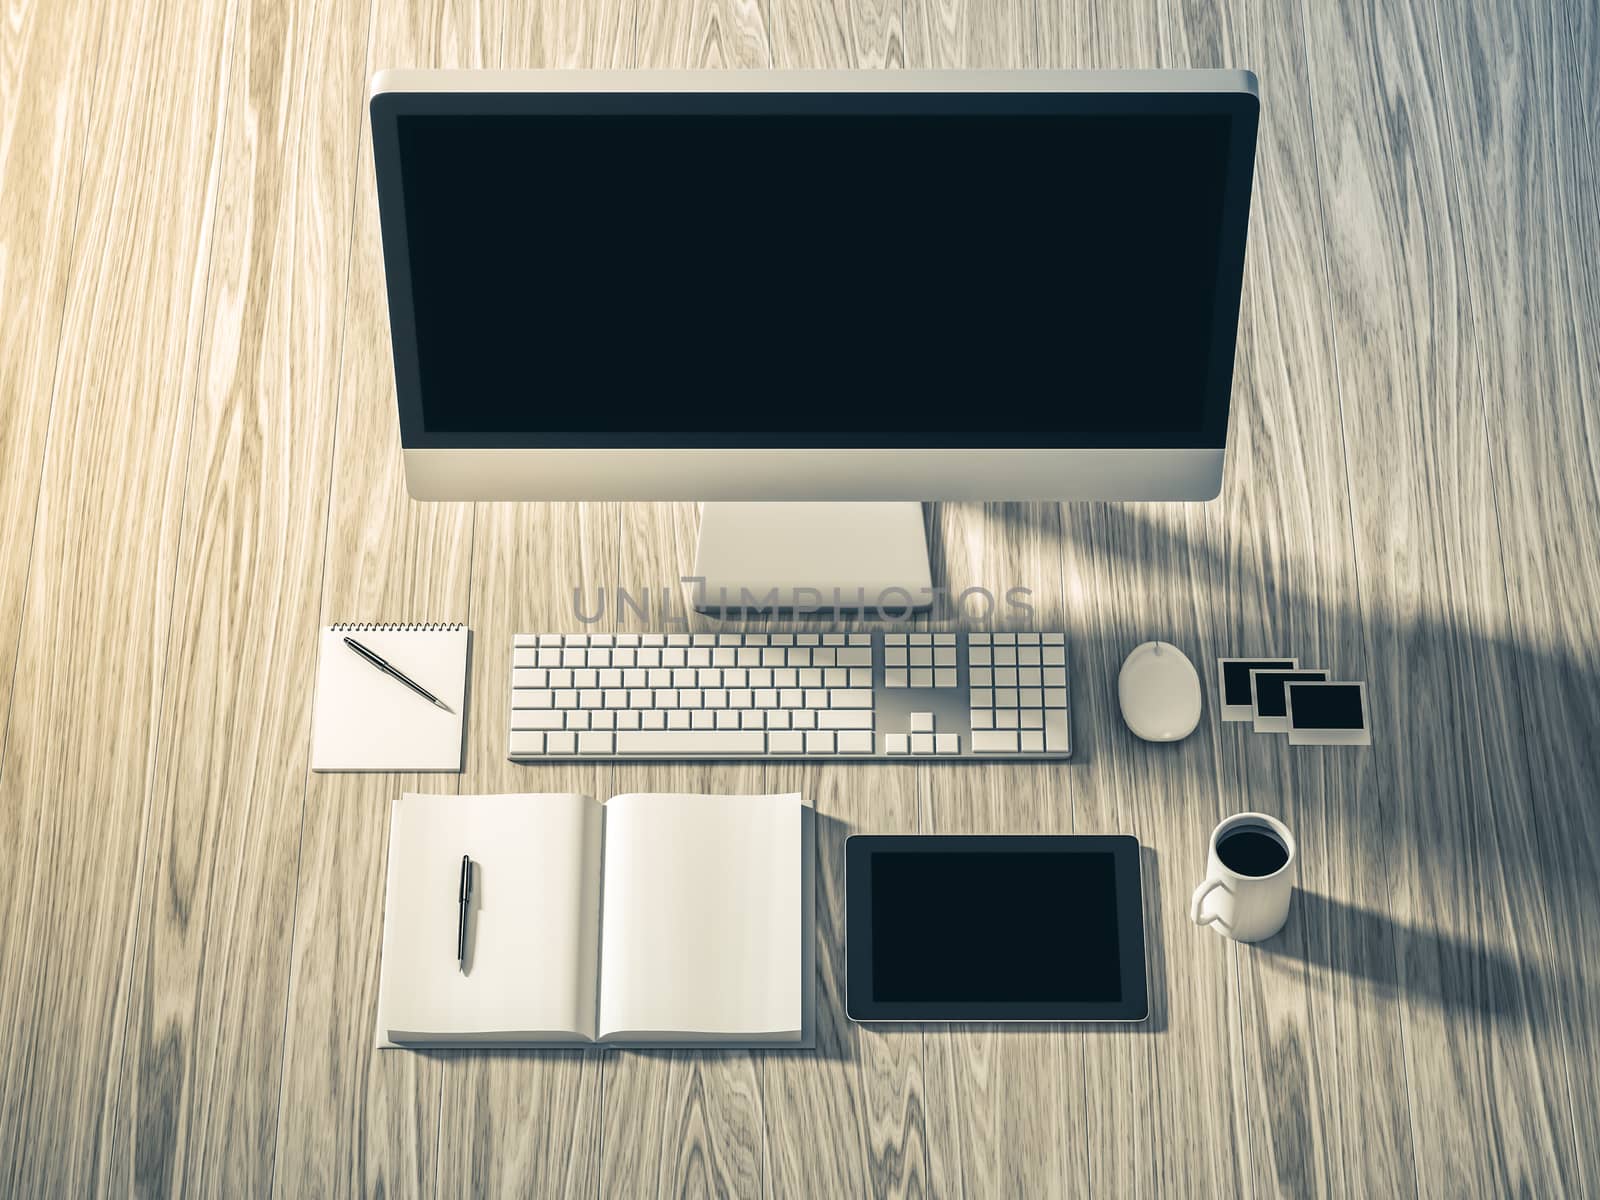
[691,502,933,616]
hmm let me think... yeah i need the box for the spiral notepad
[311,624,470,771]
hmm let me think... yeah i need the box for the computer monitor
[370,70,1259,610]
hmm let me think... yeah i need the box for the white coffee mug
[1190,812,1296,942]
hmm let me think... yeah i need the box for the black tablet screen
[870,851,1121,1002]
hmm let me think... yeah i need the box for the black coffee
[1217,828,1289,877]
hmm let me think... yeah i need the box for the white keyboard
[506,631,1070,760]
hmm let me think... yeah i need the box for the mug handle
[1190,877,1228,926]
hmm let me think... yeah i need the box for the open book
[375,791,814,1047]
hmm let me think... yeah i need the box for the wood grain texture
[0,0,103,762]
[1302,0,1580,1191]
[268,1,489,1194]
[0,0,235,1191]
[102,0,374,1192]
[1424,0,1600,1187]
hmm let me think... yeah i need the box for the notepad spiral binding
[330,623,465,632]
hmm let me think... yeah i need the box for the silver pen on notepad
[342,636,453,712]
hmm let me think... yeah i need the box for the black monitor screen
[383,97,1254,448]
[870,851,1121,1002]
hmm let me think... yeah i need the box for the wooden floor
[2,0,1597,1193]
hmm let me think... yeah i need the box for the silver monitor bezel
[369,69,1258,500]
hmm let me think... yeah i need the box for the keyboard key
[1021,709,1045,729]
[617,710,641,729]
[848,633,871,645]
[813,648,837,667]
[579,731,614,755]
[971,709,994,729]
[547,731,577,754]
[509,730,544,755]
[886,669,908,688]
[770,730,804,754]
[1046,710,1070,752]
[592,710,616,729]
[823,667,848,687]
[578,689,602,708]
[935,668,958,687]
[740,710,765,729]
[848,668,873,687]
[716,710,740,729]
[1043,646,1067,666]
[886,733,910,754]
[911,733,935,754]
[838,731,874,754]
[729,689,754,708]
[667,710,691,729]
[838,647,872,666]
[792,710,818,729]
[779,688,804,707]
[996,709,1019,729]
[830,689,873,709]
[604,690,629,708]
[935,733,959,754]
[511,710,565,730]
[885,647,908,667]
[910,668,934,687]
[972,730,1018,753]
[513,688,554,708]
[806,731,836,753]
[654,689,678,708]
[971,688,994,707]
[629,688,653,707]
[554,690,579,708]
[884,633,907,644]
[910,711,935,732]
[641,710,667,729]
[934,647,957,667]
[805,689,831,708]
[566,711,591,729]
[1020,689,1043,708]
[690,710,714,729]
[818,711,873,729]
[995,688,1019,707]
[1043,667,1068,687]
[1020,731,1045,754]
[909,648,933,667]
[615,730,767,755]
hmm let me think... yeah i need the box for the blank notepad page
[310,624,469,771]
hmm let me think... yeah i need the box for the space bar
[615,730,767,755]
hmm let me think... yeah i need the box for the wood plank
[1300,0,1580,1190]
[599,502,766,1199]
[426,8,631,1194]
[0,0,236,1191]
[99,0,374,1192]
[1154,1,1418,1195]
[918,502,1088,1198]
[756,7,924,1198]
[0,0,104,758]
[268,1,494,1194]
[1423,0,1599,1187]
[1039,9,1254,1196]
[433,501,619,1199]
[1534,0,1600,1183]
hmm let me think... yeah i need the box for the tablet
[845,835,1147,1022]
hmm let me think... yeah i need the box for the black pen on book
[457,855,473,972]
[342,635,453,712]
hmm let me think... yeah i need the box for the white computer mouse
[1118,641,1202,742]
